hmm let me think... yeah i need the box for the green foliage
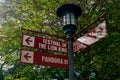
[0,70,4,80]
[0,0,120,80]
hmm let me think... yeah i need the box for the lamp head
[56,4,82,34]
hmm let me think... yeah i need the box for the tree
[0,0,120,80]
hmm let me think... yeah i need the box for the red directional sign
[73,21,107,53]
[22,35,67,53]
[20,50,68,69]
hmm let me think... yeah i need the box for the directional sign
[20,50,68,69]
[73,21,107,53]
[20,50,34,64]
[22,35,67,53]
[22,35,35,47]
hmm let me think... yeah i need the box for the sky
[0,0,4,2]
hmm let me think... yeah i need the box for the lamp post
[56,4,82,80]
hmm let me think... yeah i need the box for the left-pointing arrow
[24,53,31,60]
[25,37,33,45]
[22,35,35,47]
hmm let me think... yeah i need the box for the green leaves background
[0,0,120,80]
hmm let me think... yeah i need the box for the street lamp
[56,4,82,34]
[56,4,82,80]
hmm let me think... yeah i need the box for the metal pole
[67,33,74,80]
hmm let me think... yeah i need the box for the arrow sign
[24,53,32,60]
[20,50,68,69]
[20,50,34,64]
[22,35,35,47]
[22,34,68,53]
[73,21,107,53]
[25,37,33,45]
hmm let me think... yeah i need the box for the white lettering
[64,60,68,64]
[62,43,67,47]
[43,39,61,47]
[43,39,47,44]
[48,45,57,51]
[42,56,45,62]
[41,56,64,64]
[58,47,67,53]
[39,43,46,49]
[73,43,86,52]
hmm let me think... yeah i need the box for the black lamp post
[56,4,82,80]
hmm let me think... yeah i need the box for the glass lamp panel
[63,15,66,25]
[70,13,76,25]
[62,12,76,26]
[66,13,70,25]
